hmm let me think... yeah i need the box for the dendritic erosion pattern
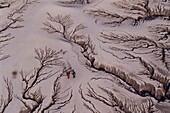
[0,0,170,113]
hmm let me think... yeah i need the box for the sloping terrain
[0,0,170,113]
